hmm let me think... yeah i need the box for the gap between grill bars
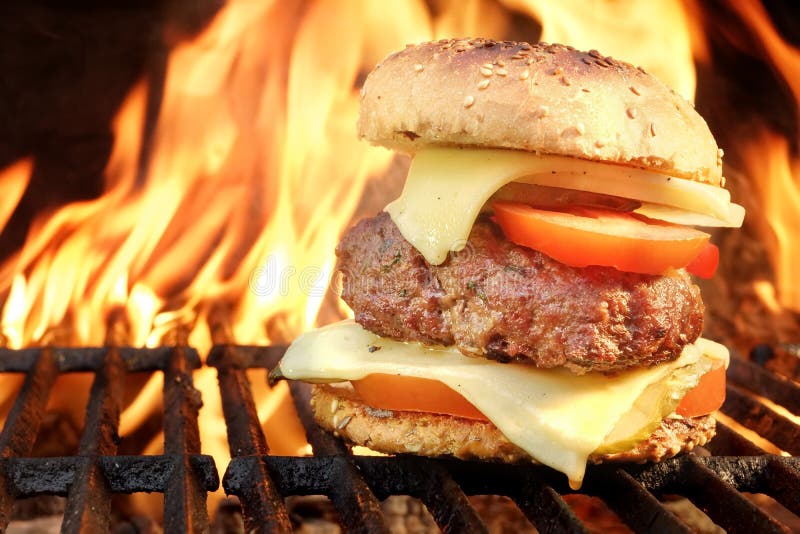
[210,344,800,534]
[0,346,219,533]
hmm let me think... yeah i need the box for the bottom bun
[311,384,715,465]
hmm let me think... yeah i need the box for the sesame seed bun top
[358,38,724,187]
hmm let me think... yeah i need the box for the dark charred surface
[0,346,218,533]
[337,213,704,373]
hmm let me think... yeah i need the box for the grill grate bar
[707,421,768,456]
[209,345,293,532]
[287,381,389,533]
[61,348,126,533]
[764,457,800,518]
[591,468,692,534]
[0,348,58,456]
[162,345,214,532]
[722,386,800,454]
[728,358,800,416]
[0,348,57,531]
[514,474,587,533]
[405,459,488,533]
[0,346,192,373]
[3,455,218,496]
[680,456,790,534]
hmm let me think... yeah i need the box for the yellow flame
[508,0,696,100]
[741,130,800,311]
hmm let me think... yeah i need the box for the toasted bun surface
[312,384,715,464]
[358,38,723,186]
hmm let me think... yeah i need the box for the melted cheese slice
[278,320,728,487]
[385,148,745,265]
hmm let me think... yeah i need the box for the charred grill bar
[0,346,219,532]
[0,342,796,531]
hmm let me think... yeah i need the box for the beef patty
[336,213,704,373]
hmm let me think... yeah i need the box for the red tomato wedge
[351,374,489,421]
[675,365,726,417]
[686,243,719,279]
[493,202,711,275]
[352,366,726,423]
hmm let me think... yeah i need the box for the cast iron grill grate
[0,346,219,533]
[1,342,798,532]
[210,344,800,534]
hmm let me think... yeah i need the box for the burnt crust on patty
[312,384,715,464]
[336,212,704,374]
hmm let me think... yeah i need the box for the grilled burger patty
[337,213,704,373]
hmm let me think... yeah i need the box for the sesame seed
[589,50,603,59]
[626,108,638,119]
[480,66,493,77]
[332,414,340,427]
[482,62,494,70]
[336,415,353,430]
[478,79,491,90]
[535,105,549,119]
[650,122,656,136]
[629,86,641,95]
[331,399,339,412]
[560,76,571,86]
[595,140,606,148]
[526,57,534,65]
[575,123,585,135]
[464,95,475,108]
[414,63,424,72]
[496,59,506,67]
[552,66,563,76]
[511,54,523,60]
[519,70,530,80]
[582,57,593,66]
[496,68,508,76]
[581,87,591,92]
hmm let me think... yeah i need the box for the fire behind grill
[0,342,798,533]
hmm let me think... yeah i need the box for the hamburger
[271,38,744,488]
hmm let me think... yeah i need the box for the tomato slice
[675,365,726,417]
[493,202,710,275]
[353,367,725,424]
[686,243,719,279]
[351,374,488,421]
